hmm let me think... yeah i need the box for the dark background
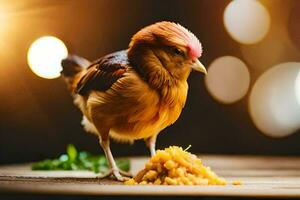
[0,0,300,165]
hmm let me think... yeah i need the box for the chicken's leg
[98,138,131,181]
[145,135,157,157]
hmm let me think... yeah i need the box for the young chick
[61,21,206,181]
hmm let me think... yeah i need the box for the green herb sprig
[32,144,130,173]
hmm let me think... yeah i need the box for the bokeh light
[205,56,250,104]
[27,36,68,79]
[295,70,300,107]
[240,0,300,75]
[223,0,270,44]
[249,62,300,138]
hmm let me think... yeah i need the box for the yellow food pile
[125,146,227,185]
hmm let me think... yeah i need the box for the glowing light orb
[295,70,300,107]
[249,62,300,138]
[27,36,68,79]
[205,56,250,104]
[224,0,271,44]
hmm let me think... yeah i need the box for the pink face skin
[184,29,202,60]
[187,43,202,61]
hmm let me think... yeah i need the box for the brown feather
[75,51,129,95]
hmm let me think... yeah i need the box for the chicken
[61,21,207,181]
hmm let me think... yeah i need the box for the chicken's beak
[192,59,207,74]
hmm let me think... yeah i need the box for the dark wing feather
[75,50,129,95]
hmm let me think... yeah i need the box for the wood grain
[0,155,299,197]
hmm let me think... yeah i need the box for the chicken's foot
[99,139,132,181]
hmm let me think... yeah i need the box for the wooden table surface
[0,155,299,198]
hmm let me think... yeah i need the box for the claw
[113,169,131,181]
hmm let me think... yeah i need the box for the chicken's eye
[172,48,184,56]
